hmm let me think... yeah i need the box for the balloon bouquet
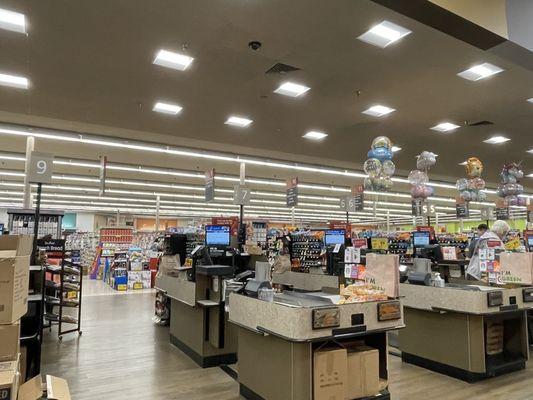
[456,157,486,202]
[497,162,524,206]
[408,151,437,200]
[363,136,395,192]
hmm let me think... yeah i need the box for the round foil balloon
[408,170,428,185]
[368,147,392,162]
[371,136,392,150]
[382,160,395,176]
[465,157,483,178]
[416,151,437,170]
[455,178,468,191]
[364,158,382,178]
[460,190,473,202]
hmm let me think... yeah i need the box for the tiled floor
[40,279,533,399]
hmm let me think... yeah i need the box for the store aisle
[41,280,240,400]
[41,280,533,400]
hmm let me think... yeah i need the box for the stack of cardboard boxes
[313,343,384,400]
[0,235,71,400]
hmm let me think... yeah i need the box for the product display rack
[42,241,83,340]
[289,231,325,273]
[7,209,64,238]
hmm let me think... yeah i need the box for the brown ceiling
[0,0,532,188]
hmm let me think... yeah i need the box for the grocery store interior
[1,1,533,399]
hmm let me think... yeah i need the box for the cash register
[324,229,346,276]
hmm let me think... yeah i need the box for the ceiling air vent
[266,63,301,74]
[464,120,494,126]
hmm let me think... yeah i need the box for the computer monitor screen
[528,237,533,246]
[413,231,430,247]
[205,225,230,246]
[0,223,3,235]
[325,229,345,245]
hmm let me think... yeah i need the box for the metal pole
[31,183,42,263]
[239,163,245,248]
[387,209,390,233]
[23,137,35,209]
[155,195,160,232]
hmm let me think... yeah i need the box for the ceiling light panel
[303,131,327,140]
[153,49,194,71]
[527,98,533,104]
[0,7,26,34]
[483,135,510,144]
[391,146,401,152]
[274,82,310,97]
[362,105,395,117]
[431,122,459,133]
[457,63,503,81]
[0,72,29,89]
[225,116,253,128]
[153,102,182,115]
[357,20,411,48]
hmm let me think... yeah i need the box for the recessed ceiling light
[153,102,182,115]
[528,173,533,178]
[0,72,29,89]
[459,161,468,166]
[527,148,533,154]
[303,131,328,141]
[0,8,25,34]
[483,135,510,144]
[357,20,411,48]
[362,105,395,117]
[225,116,253,128]
[274,82,310,97]
[527,98,533,104]
[153,49,194,71]
[430,122,460,133]
[391,146,401,152]
[457,63,503,81]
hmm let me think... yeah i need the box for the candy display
[456,157,486,202]
[363,136,395,191]
[409,151,437,199]
[338,282,388,304]
[497,162,524,206]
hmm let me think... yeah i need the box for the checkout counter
[228,266,404,400]
[399,250,533,382]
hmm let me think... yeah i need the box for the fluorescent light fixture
[528,173,533,178]
[153,102,182,115]
[357,20,411,48]
[459,161,467,166]
[431,122,460,133]
[483,135,510,144]
[274,82,310,97]
[391,146,401,152]
[457,63,503,81]
[225,116,253,127]
[153,49,193,71]
[527,98,533,104]
[0,8,26,34]
[0,72,29,89]
[303,131,328,141]
[362,105,395,117]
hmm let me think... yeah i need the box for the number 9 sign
[28,151,54,184]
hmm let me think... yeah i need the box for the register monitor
[205,225,231,247]
[412,231,430,247]
[324,229,346,246]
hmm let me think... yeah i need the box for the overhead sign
[351,185,365,211]
[28,151,54,184]
[99,156,107,196]
[455,198,469,218]
[422,202,436,217]
[495,207,510,220]
[528,204,533,223]
[480,206,493,220]
[233,184,251,205]
[205,168,215,203]
[411,199,423,217]
[286,177,298,207]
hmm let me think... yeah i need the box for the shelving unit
[41,240,83,340]
[7,209,64,238]
[289,231,325,273]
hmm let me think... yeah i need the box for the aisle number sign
[28,151,54,184]
[286,177,298,207]
[233,184,251,205]
[205,168,215,203]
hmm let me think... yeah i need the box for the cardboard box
[0,322,20,362]
[18,374,71,400]
[313,347,347,400]
[0,236,33,258]
[346,346,380,399]
[0,256,30,324]
[0,357,20,400]
[127,271,151,289]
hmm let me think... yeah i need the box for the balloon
[416,151,437,170]
[465,157,483,178]
[382,160,395,176]
[471,177,485,190]
[460,190,473,202]
[364,158,382,178]
[368,147,392,162]
[381,176,393,190]
[371,136,392,150]
[364,177,374,190]
[456,178,468,191]
[408,170,428,186]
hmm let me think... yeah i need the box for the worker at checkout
[467,223,489,258]
[466,220,510,281]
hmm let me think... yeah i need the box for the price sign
[205,168,215,203]
[233,185,251,205]
[286,177,298,207]
[28,151,54,184]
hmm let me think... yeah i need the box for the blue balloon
[368,147,392,162]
